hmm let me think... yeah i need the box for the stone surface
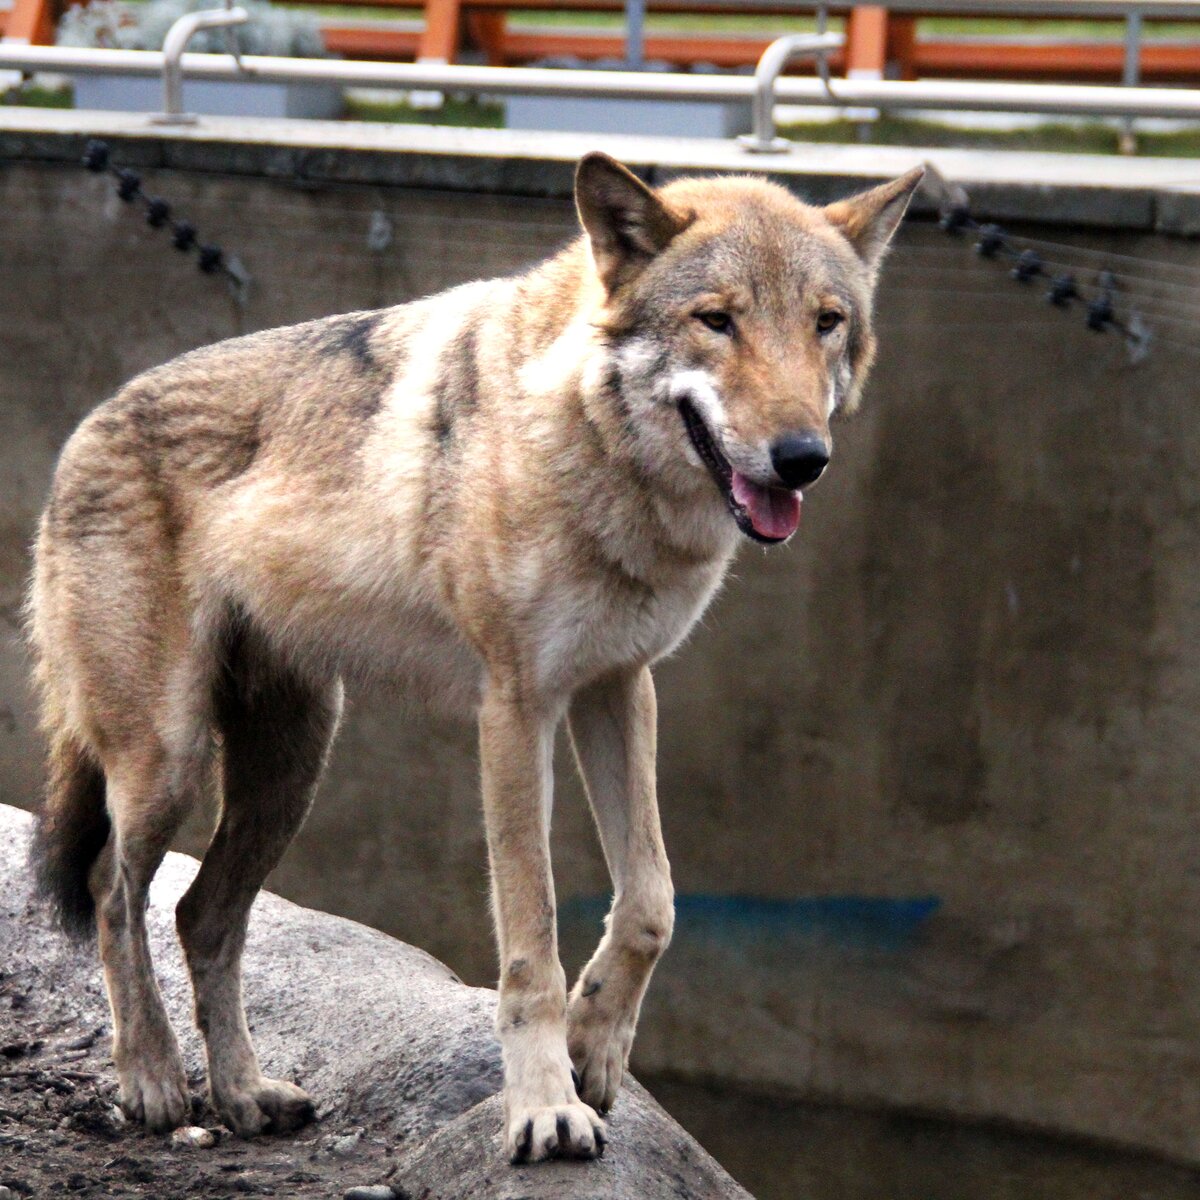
[0,805,750,1199]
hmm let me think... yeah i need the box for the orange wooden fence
[4,0,1200,87]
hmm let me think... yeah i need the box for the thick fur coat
[28,153,922,1162]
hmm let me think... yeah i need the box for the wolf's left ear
[575,152,692,292]
[823,166,926,271]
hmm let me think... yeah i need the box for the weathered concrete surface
[0,804,751,1199]
[4,127,1200,1167]
[7,105,1200,229]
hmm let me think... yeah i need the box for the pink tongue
[731,472,801,540]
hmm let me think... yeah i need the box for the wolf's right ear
[575,153,691,292]
[823,166,925,272]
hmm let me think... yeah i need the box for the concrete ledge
[3,105,1200,230]
[0,804,750,1200]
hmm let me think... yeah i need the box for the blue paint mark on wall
[560,894,941,954]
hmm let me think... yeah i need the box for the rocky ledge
[0,803,749,1200]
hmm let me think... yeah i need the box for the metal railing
[7,29,1200,141]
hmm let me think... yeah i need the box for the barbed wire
[891,245,1200,305]
[920,162,1156,364]
[69,139,1192,364]
[81,138,251,304]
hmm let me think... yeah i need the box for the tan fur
[27,155,921,1161]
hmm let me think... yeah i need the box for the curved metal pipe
[738,30,844,153]
[153,6,248,125]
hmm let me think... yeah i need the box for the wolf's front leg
[565,666,674,1114]
[479,682,606,1164]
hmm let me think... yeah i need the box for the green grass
[922,16,1199,38]
[1,84,73,108]
[496,11,1198,40]
[777,114,1200,156]
[504,10,823,32]
[344,93,505,126]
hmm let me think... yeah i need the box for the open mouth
[678,399,801,543]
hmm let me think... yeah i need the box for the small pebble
[62,1029,100,1052]
[170,1125,217,1149]
[329,1129,364,1158]
[343,1187,396,1200]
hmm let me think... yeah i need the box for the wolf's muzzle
[679,398,802,544]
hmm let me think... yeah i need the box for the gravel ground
[0,971,401,1200]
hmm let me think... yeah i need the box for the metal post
[738,31,844,152]
[625,0,646,71]
[1120,9,1143,152]
[1123,9,1145,85]
[151,5,248,125]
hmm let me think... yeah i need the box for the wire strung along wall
[82,139,251,305]
[918,163,1154,364]
[71,138,1200,364]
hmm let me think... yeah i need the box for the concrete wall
[4,128,1200,1162]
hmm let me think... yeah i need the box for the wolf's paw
[567,995,634,1114]
[506,1100,606,1164]
[118,1059,191,1132]
[215,1077,315,1137]
[568,1030,630,1115]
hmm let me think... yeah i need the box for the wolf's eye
[816,310,844,335]
[696,311,734,335]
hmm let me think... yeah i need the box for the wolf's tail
[31,727,110,938]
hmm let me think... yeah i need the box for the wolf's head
[575,153,922,545]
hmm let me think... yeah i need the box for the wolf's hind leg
[176,623,341,1137]
[94,740,208,1131]
[565,666,674,1114]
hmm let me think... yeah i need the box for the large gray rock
[0,803,750,1199]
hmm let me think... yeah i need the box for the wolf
[26,152,922,1162]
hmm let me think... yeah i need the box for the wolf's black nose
[770,433,830,489]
